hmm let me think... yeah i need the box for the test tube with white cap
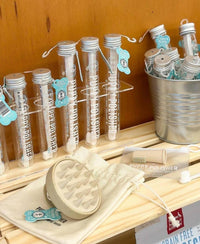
[179,20,199,57]
[32,68,57,160]
[4,73,33,167]
[149,24,171,49]
[104,34,121,141]
[57,41,80,153]
[81,37,100,146]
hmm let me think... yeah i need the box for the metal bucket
[147,72,200,144]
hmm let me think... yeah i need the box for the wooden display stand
[1,121,200,244]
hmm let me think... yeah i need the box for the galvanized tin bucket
[147,72,200,144]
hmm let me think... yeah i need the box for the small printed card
[136,201,200,244]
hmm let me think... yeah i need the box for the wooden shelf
[0,121,159,194]
[1,121,200,244]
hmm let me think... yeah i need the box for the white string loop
[180,19,189,25]
[75,51,83,82]
[134,182,180,228]
[98,47,113,73]
[144,60,152,73]
[23,70,33,74]
[121,35,137,43]
[2,77,14,100]
[138,29,150,43]
[42,43,58,58]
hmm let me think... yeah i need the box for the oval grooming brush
[45,158,101,220]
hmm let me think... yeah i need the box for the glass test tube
[32,68,57,160]
[57,41,79,153]
[5,73,33,167]
[179,22,199,57]
[0,125,7,175]
[81,37,100,146]
[104,34,121,141]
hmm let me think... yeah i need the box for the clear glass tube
[82,50,100,146]
[182,33,198,57]
[0,125,7,175]
[32,68,57,160]
[58,53,79,153]
[105,48,120,141]
[5,73,33,167]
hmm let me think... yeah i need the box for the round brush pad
[45,158,101,220]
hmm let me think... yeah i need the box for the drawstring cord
[133,181,180,228]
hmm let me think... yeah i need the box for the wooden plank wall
[0,0,199,160]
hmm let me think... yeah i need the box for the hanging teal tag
[155,35,170,49]
[116,48,131,74]
[24,207,61,222]
[52,78,69,108]
[196,73,200,79]
[197,44,200,52]
[0,94,17,126]
[178,40,183,48]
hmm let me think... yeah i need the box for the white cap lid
[5,73,26,90]
[81,37,99,52]
[32,68,52,85]
[104,34,121,48]
[57,41,76,56]
[179,23,196,36]
[163,47,180,61]
[149,25,166,39]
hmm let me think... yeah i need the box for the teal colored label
[179,40,183,48]
[0,94,17,126]
[155,35,170,49]
[24,207,61,222]
[116,47,131,74]
[52,78,69,108]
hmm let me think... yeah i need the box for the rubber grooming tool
[45,158,101,220]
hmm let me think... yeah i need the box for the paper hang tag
[52,78,69,108]
[116,47,131,74]
[0,94,17,126]
[24,208,61,222]
[155,35,170,49]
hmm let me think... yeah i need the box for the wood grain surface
[1,0,200,159]
[2,163,200,244]
[0,120,200,243]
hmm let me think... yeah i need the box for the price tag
[155,35,170,49]
[0,94,17,126]
[52,78,69,108]
[116,47,131,74]
[25,207,61,222]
